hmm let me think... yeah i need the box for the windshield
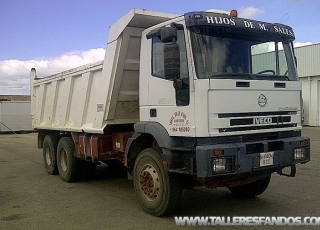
[190,32,298,81]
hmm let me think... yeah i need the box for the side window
[152,30,189,80]
[152,37,165,78]
[151,29,190,106]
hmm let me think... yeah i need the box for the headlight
[213,158,227,172]
[293,147,308,161]
[212,157,235,174]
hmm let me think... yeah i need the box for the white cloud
[239,6,265,19]
[0,48,105,95]
[294,42,313,48]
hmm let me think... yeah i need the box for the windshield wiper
[209,73,253,80]
[253,75,290,81]
[276,75,290,81]
[208,73,291,81]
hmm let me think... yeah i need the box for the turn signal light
[213,150,224,156]
[300,140,308,146]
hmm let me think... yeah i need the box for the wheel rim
[45,146,53,166]
[59,148,68,172]
[139,164,160,201]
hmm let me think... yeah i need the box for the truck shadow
[91,162,127,180]
[173,187,276,217]
[88,165,277,217]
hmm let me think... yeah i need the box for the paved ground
[0,127,319,229]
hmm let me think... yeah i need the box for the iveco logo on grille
[258,94,267,107]
[253,117,272,124]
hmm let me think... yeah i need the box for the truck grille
[219,124,297,133]
[217,111,297,133]
[218,111,296,118]
[230,116,291,126]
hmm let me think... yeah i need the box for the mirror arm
[173,78,183,90]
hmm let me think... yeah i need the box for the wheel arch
[38,129,60,149]
[134,122,175,149]
[125,122,175,175]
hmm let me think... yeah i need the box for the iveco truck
[30,8,310,216]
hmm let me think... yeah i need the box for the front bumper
[196,136,310,180]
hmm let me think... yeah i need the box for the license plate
[260,152,274,167]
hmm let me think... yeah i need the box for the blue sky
[0,0,319,94]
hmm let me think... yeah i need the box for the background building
[297,43,320,126]
[0,95,32,132]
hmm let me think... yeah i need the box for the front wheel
[228,175,271,197]
[133,148,182,216]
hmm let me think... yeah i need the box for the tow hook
[277,165,296,177]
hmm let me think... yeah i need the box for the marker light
[230,9,238,17]
[194,14,203,19]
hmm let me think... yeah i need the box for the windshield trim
[185,12,295,42]
[189,31,298,81]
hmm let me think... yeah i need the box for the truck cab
[140,10,300,138]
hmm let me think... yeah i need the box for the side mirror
[161,27,180,80]
[164,43,180,80]
[160,27,177,43]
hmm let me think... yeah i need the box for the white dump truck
[31,8,310,216]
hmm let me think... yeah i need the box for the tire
[57,137,79,182]
[43,134,59,175]
[228,175,271,198]
[133,148,182,216]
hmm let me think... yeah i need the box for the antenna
[280,13,289,24]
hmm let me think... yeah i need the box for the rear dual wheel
[43,134,59,175]
[57,137,79,182]
[56,137,96,182]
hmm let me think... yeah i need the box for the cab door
[147,26,195,137]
